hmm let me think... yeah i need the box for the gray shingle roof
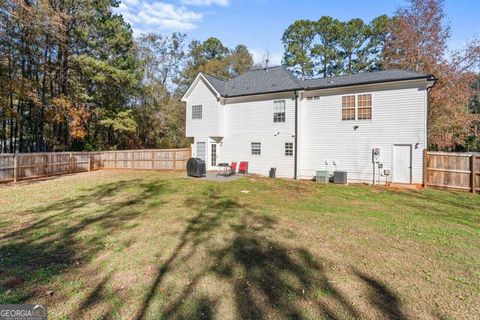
[225,66,302,97]
[200,68,435,98]
[201,73,227,96]
[302,69,435,90]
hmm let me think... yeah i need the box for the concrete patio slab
[189,172,244,182]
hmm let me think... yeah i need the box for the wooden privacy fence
[424,150,479,193]
[0,148,191,183]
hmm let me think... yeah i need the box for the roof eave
[303,75,436,91]
[224,87,303,99]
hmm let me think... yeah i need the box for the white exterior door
[393,145,412,184]
[210,143,218,168]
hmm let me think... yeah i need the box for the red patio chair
[238,161,248,175]
[230,161,237,175]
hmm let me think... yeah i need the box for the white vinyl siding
[221,93,296,178]
[299,81,427,184]
[185,79,223,137]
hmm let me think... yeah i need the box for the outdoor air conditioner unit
[316,170,329,184]
[333,171,347,184]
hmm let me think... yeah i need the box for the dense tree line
[282,15,389,79]
[0,0,253,152]
[0,0,478,153]
[0,0,141,152]
[282,0,479,151]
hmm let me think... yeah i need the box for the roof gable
[181,73,222,102]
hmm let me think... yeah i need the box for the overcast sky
[116,0,480,65]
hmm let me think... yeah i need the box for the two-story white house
[181,66,436,184]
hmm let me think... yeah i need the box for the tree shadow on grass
[135,185,242,320]
[353,269,407,320]
[0,179,170,305]
[137,185,409,320]
[211,214,363,320]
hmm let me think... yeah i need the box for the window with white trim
[307,96,320,101]
[342,95,356,120]
[342,94,372,121]
[192,105,202,119]
[273,100,286,123]
[196,142,206,161]
[357,94,372,120]
[285,142,293,156]
[251,142,261,155]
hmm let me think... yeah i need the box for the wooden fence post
[114,151,117,169]
[45,154,48,176]
[173,150,177,170]
[151,151,155,170]
[13,153,18,183]
[69,152,73,173]
[423,149,428,188]
[88,153,91,172]
[471,155,476,193]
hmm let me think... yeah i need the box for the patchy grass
[0,170,479,320]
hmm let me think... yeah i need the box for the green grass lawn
[0,170,479,320]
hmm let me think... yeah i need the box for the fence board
[0,148,191,183]
[0,154,14,181]
[425,151,479,193]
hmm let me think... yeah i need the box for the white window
[196,142,205,161]
[307,96,320,101]
[192,105,202,119]
[342,95,356,120]
[251,142,261,155]
[357,94,372,120]
[342,94,372,121]
[273,100,286,123]
[285,142,293,156]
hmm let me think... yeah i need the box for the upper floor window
[192,105,202,119]
[342,96,356,120]
[357,94,372,120]
[307,96,320,101]
[342,94,372,121]
[251,142,261,155]
[273,100,286,123]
